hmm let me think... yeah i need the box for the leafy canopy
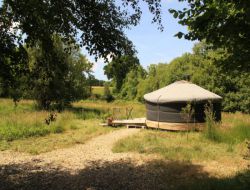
[169,0,250,70]
[1,0,163,60]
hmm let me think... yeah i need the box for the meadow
[0,98,250,189]
[0,98,249,160]
[0,98,144,154]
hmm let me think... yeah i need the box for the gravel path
[0,128,142,170]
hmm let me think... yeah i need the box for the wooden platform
[112,118,146,127]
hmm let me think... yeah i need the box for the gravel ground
[0,128,249,190]
[0,129,142,169]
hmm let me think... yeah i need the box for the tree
[0,3,29,103]
[1,0,163,105]
[119,65,146,100]
[132,42,250,113]
[27,35,92,109]
[169,0,250,70]
[88,76,105,87]
[104,55,140,92]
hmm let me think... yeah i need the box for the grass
[0,99,78,141]
[0,120,114,154]
[1,97,250,164]
[91,86,105,96]
[73,99,146,119]
[113,112,250,162]
[1,98,250,189]
[202,111,250,145]
[0,98,145,154]
[0,99,116,154]
[113,131,246,162]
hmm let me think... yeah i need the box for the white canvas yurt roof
[144,80,222,103]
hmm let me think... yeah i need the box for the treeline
[110,42,250,113]
[88,76,106,87]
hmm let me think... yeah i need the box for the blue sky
[88,0,195,80]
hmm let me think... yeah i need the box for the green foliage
[89,76,105,86]
[104,55,140,92]
[0,118,66,141]
[119,65,146,100]
[1,0,162,62]
[122,42,250,113]
[170,0,250,70]
[27,35,92,109]
[1,0,162,107]
[0,8,28,102]
[0,99,117,154]
[181,102,194,123]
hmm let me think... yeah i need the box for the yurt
[144,81,222,131]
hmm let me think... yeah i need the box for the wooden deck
[112,118,146,127]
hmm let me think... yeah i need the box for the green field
[0,98,144,154]
[91,86,105,95]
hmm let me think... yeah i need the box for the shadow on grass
[0,160,249,190]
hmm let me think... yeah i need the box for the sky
[87,0,195,80]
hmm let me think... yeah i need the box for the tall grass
[0,99,117,154]
[203,103,250,144]
[113,109,250,162]
[0,111,74,141]
[1,119,115,154]
[1,99,129,142]
[215,122,250,144]
[112,130,245,162]
[203,102,221,142]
